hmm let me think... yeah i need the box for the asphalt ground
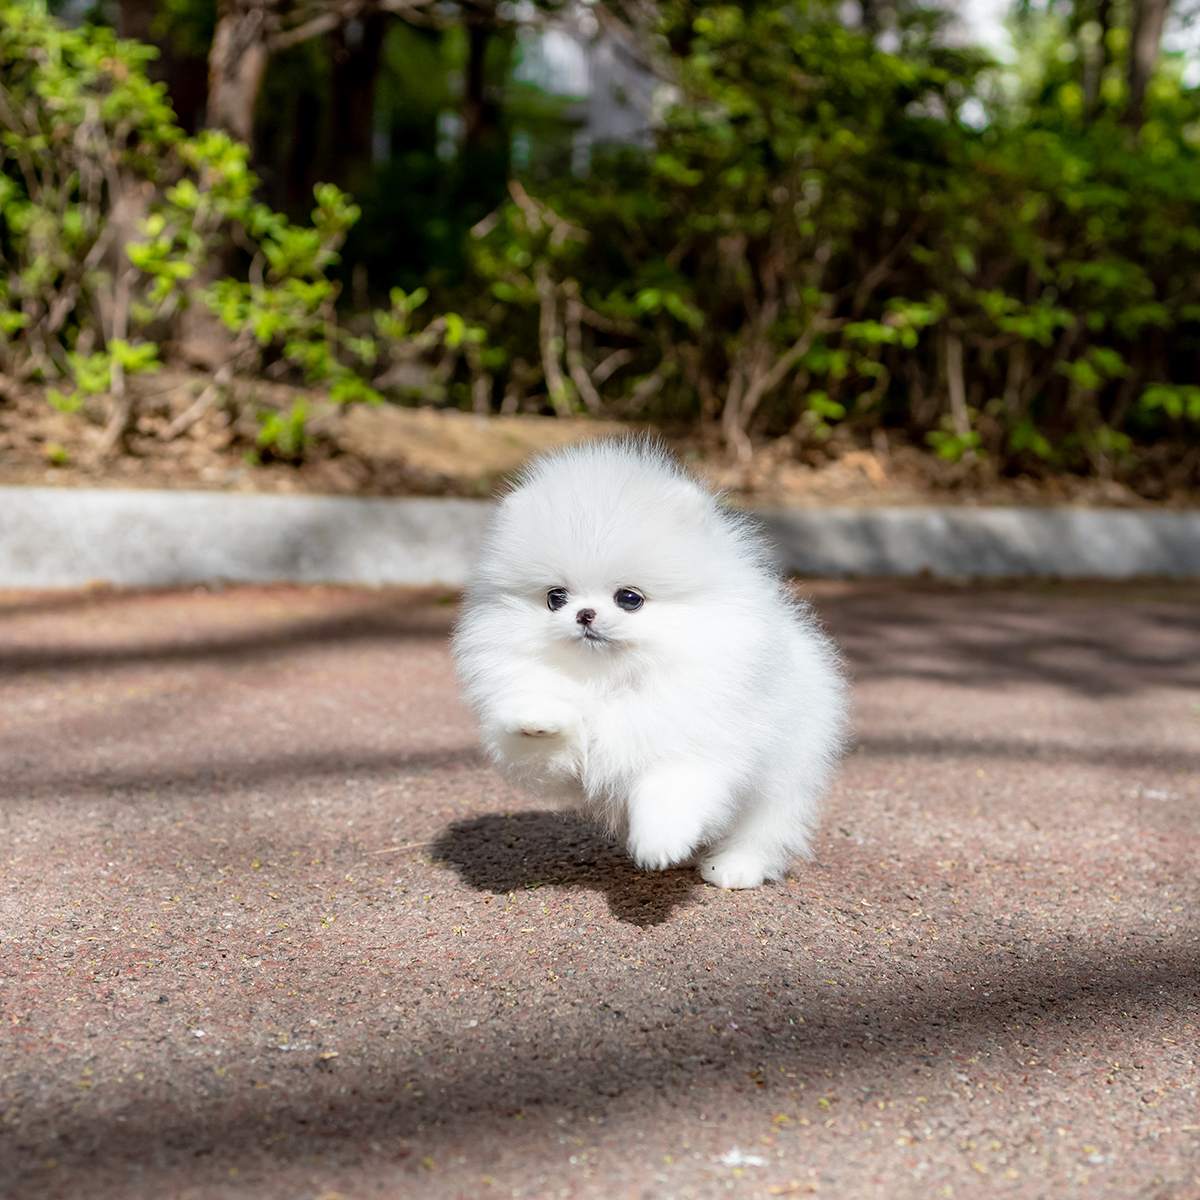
[1,579,1198,1200]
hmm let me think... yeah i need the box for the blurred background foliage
[3,0,1200,495]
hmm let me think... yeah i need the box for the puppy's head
[469,439,763,660]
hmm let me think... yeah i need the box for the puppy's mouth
[577,627,611,646]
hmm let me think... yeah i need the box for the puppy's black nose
[576,608,596,626]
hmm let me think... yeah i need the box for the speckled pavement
[1,580,1198,1200]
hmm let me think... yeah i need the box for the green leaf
[329,374,384,407]
[47,389,83,414]
[926,428,983,461]
[1140,384,1200,422]
[108,339,161,375]
[1008,420,1056,461]
[808,392,846,421]
[255,400,309,461]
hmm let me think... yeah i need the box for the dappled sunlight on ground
[1,581,1198,1199]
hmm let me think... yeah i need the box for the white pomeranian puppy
[452,439,848,889]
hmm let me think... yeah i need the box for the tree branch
[563,282,604,416]
[851,218,924,316]
[534,261,572,417]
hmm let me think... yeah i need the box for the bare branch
[1003,339,1026,420]
[592,348,634,384]
[945,330,976,461]
[269,11,343,50]
[851,218,924,317]
[1020,320,1080,409]
[268,0,439,54]
[508,180,545,234]
[577,306,637,335]
[93,266,138,460]
[563,282,604,416]
[161,352,244,440]
[534,261,572,418]
[723,299,838,459]
[508,181,588,246]
[752,306,837,402]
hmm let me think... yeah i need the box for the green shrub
[6,0,1200,493]
[469,0,1200,492]
[0,0,485,458]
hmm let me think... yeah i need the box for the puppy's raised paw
[513,721,559,738]
[499,697,580,740]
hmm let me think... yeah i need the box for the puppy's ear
[663,480,713,528]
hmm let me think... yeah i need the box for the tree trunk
[119,0,209,134]
[191,0,277,370]
[463,15,500,150]
[1123,0,1171,129]
[327,13,386,196]
[208,0,279,148]
[458,10,510,225]
[117,0,155,44]
[1082,0,1112,116]
[858,0,882,36]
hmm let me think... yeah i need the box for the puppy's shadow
[432,811,698,927]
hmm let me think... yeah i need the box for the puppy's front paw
[698,849,768,890]
[626,824,698,873]
[625,765,718,872]
[499,697,579,740]
[511,719,560,738]
[627,835,694,873]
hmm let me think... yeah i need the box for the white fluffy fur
[452,439,848,889]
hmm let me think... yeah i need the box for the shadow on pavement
[0,745,487,802]
[0,594,456,677]
[822,585,1200,697]
[5,941,1198,1195]
[854,732,1200,772]
[433,811,699,927]
[5,582,1198,697]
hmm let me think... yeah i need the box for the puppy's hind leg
[625,764,733,873]
[698,783,817,890]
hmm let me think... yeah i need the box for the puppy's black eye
[546,588,569,611]
[613,588,644,612]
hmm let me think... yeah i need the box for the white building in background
[509,0,672,172]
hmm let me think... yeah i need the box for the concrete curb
[0,488,492,588]
[758,505,1200,579]
[1,488,1198,586]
